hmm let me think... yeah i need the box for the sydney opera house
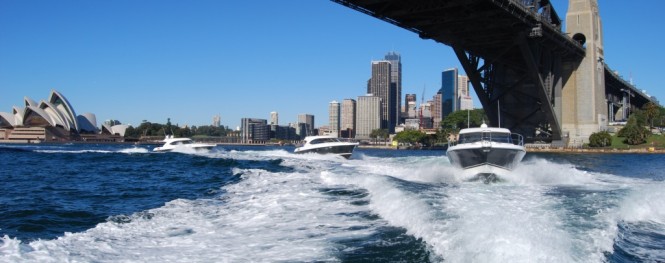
[0,90,127,142]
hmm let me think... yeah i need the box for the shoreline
[1,140,663,154]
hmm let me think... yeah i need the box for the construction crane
[419,85,425,130]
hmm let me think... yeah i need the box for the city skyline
[1,1,662,129]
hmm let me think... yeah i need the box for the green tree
[642,102,660,129]
[588,131,612,147]
[618,111,650,145]
[393,130,426,145]
[370,129,389,139]
[441,109,486,130]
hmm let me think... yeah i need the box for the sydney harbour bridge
[332,0,656,145]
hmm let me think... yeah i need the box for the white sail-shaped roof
[39,100,70,130]
[12,106,24,126]
[48,90,79,132]
[0,112,16,128]
[24,97,38,107]
[23,106,57,127]
[77,113,98,133]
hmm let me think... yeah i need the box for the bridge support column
[562,0,607,145]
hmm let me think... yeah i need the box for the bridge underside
[334,0,586,142]
[605,65,654,121]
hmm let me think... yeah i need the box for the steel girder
[454,33,564,142]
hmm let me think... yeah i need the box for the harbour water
[1,144,664,262]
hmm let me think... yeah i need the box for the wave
[2,149,663,262]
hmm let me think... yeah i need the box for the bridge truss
[333,0,585,142]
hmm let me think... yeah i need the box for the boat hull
[294,144,357,159]
[447,146,525,177]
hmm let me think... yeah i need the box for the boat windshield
[458,132,512,144]
[171,140,193,145]
[310,138,340,144]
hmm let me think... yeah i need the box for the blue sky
[1,1,662,129]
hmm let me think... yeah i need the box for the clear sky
[1,0,662,129]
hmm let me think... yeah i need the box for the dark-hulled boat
[446,123,526,179]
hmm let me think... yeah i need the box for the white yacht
[446,123,526,179]
[153,135,216,152]
[294,135,359,159]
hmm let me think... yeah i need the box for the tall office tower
[241,118,269,143]
[440,68,458,119]
[329,101,340,137]
[356,95,382,139]
[407,100,417,118]
[341,99,356,138]
[432,92,443,125]
[458,75,469,97]
[405,94,417,118]
[212,114,221,127]
[369,60,395,132]
[298,114,315,136]
[270,111,278,125]
[405,94,416,104]
[385,51,402,127]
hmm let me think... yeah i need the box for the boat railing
[448,132,524,147]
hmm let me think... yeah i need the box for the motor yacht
[294,135,358,159]
[446,123,526,180]
[153,135,216,152]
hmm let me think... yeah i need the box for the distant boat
[294,135,358,159]
[153,135,216,152]
[446,123,526,180]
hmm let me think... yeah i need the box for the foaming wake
[0,162,377,262]
[619,183,665,224]
[612,182,665,261]
[117,147,150,154]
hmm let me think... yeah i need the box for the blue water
[1,144,664,262]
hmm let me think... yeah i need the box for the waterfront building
[297,114,315,137]
[441,68,458,119]
[329,101,340,137]
[0,89,124,142]
[356,95,382,139]
[270,111,278,125]
[385,51,402,129]
[341,99,356,138]
[270,124,297,141]
[369,60,396,132]
[296,122,308,139]
[241,118,269,143]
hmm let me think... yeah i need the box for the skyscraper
[298,114,315,136]
[385,51,402,128]
[356,95,382,139]
[212,114,221,127]
[369,60,395,132]
[457,75,474,110]
[405,94,417,118]
[433,92,443,125]
[270,111,278,125]
[328,101,340,137]
[441,68,458,119]
[341,99,356,138]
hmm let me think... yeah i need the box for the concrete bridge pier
[562,0,607,144]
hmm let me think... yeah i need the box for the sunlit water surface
[1,144,664,262]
